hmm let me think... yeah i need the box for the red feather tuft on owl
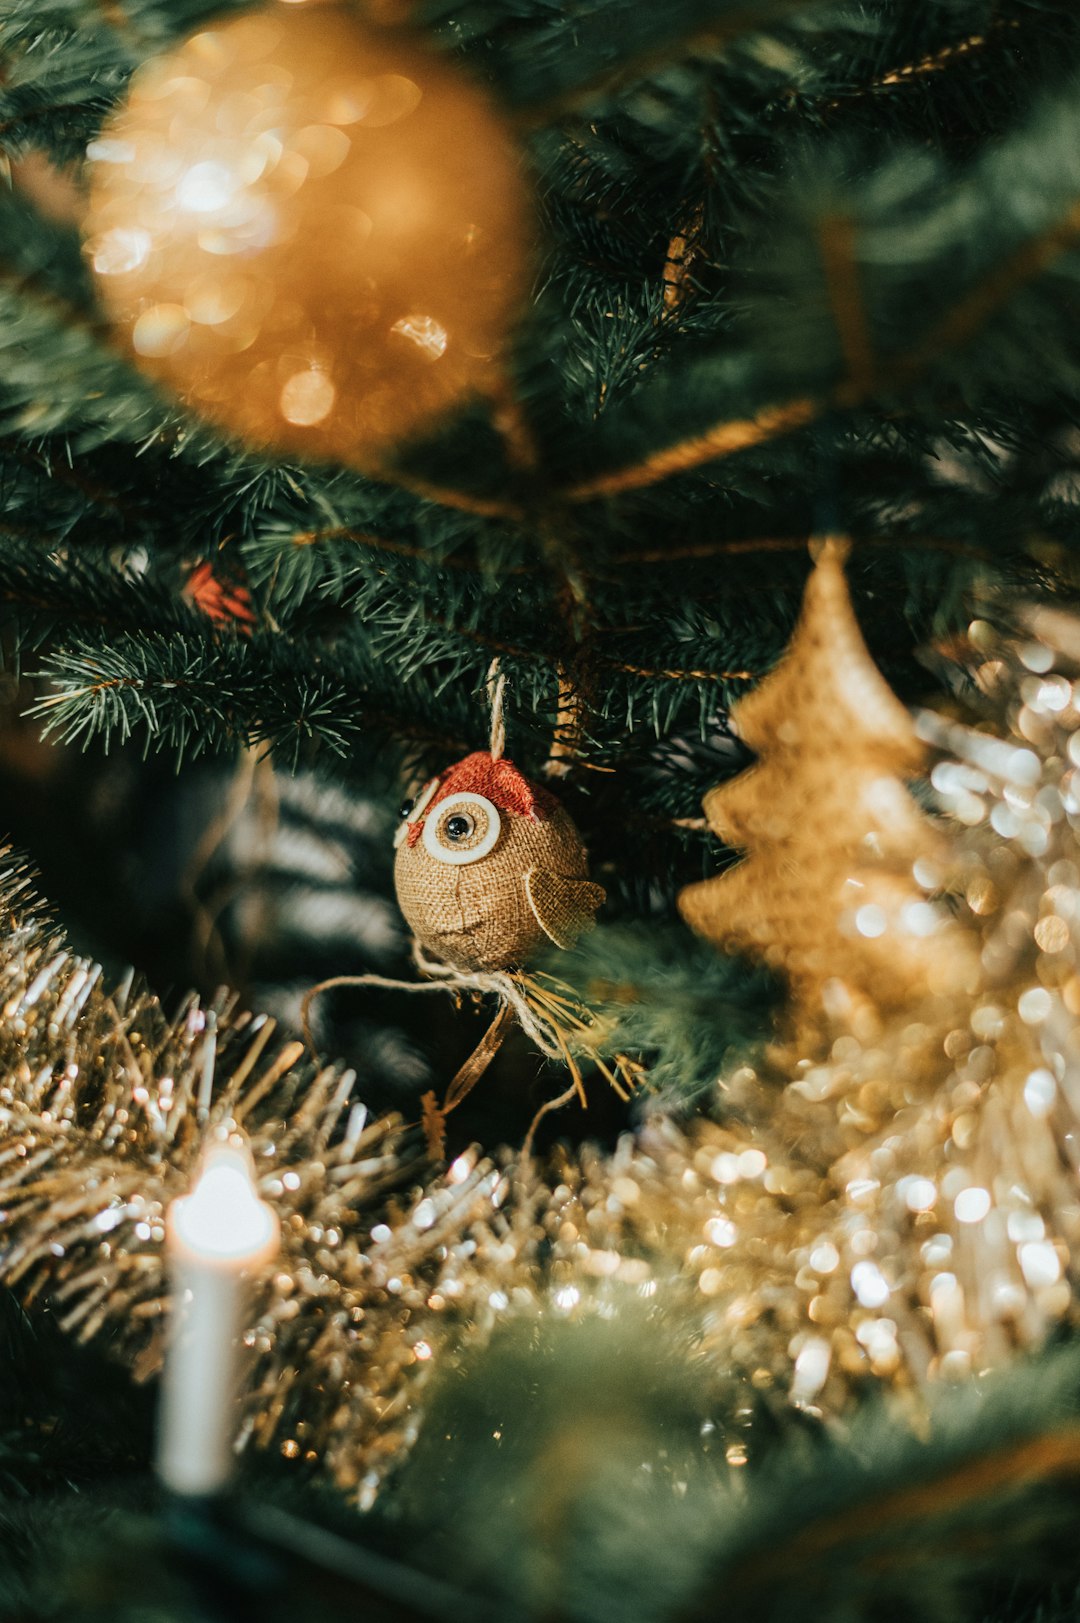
[405,752,558,846]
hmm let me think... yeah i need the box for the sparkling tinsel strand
[0,852,501,1502]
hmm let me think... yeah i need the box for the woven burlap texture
[395,803,603,971]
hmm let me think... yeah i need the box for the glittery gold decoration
[462,612,1080,1432]
[0,852,502,1506]
[679,539,979,1017]
[10,610,1080,1500]
[84,4,531,470]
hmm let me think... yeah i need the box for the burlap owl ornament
[394,752,605,972]
[304,748,636,1144]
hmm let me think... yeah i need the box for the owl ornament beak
[394,777,440,850]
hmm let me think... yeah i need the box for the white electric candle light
[158,1144,279,1497]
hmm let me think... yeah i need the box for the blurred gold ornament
[679,539,978,1017]
[84,3,531,470]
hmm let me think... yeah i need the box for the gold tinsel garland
[4,578,1080,1498]
[0,860,505,1505]
[486,594,1080,1429]
[422,592,1080,1439]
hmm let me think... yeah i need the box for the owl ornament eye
[422,793,502,864]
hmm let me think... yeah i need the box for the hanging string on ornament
[302,662,641,1152]
[83,3,533,473]
[486,657,506,765]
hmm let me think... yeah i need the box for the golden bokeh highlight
[85,4,532,469]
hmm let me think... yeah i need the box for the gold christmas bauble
[85,4,531,469]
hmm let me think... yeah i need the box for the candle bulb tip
[172,1144,279,1265]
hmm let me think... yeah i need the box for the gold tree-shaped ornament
[678,540,978,1019]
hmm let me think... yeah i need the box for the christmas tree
[4,1,1080,1620]
[678,536,978,1014]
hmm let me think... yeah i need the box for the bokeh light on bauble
[84,3,532,470]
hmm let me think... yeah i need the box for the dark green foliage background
[5,0,1080,854]
[4,0,1080,1617]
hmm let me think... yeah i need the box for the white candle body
[157,1253,247,1497]
[158,1146,279,1498]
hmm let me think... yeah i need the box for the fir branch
[737,1428,1080,1580]
[816,214,874,400]
[0,540,193,651]
[30,631,475,764]
[680,1347,1080,1623]
[817,15,1021,112]
[396,1318,1080,1623]
[564,397,822,501]
[893,198,1080,388]
[492,0,857,122]
[559,74,1080,500]
[2,437,145,521]
[292,526,466,567]
[0,252,168,448]
[596,657,757,684]
[370,468,526,523]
